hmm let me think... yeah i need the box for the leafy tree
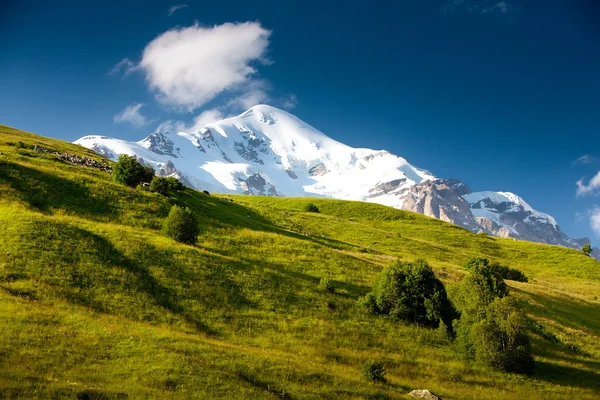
[471,297,534,374]
[581,244,592,256]
[112,154,154,187]
[359,259,457,329]
[162,206,199,245]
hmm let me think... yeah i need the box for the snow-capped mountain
[75,104,595,255]
[76,105,435,203]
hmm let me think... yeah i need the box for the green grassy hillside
[1,124,599,399]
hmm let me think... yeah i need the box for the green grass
[1,124,599,399]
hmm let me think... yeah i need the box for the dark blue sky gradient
[1,0,599,240]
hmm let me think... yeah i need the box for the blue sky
[1,0,600,242]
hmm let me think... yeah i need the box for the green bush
[304,203,319,213]
[359,259,457,329]
[319,278,335,294]
[471,297,534,374]
[112,154,154,187]
[162,206,200,245]
[362,360,386,382]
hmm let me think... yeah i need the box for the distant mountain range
[75,104,597,257]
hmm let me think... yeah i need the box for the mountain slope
[74,105,595,256]
[2,124,600,399]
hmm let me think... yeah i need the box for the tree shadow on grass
[0,160,115,218]
[533,360,600,391]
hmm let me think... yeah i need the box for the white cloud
[138,22,271,111]
[591,207,600,237]
[576,171,600,196]
[168,4,188,16]
[113,103,148,127]
[156,108,223,133]
[109,58,137,77]
[572,154,598,166]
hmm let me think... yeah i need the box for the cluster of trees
[112,154,184,196]
[358,257,533,374]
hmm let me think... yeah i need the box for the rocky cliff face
[74,104,598,258]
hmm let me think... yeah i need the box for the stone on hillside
[408,389,441,400]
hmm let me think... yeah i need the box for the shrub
[304,203,319,213]
[362,360,386,382]
[162,206,199,244]
[359,259,457,329]
[112,154,155,187]
[319,278,335,294]
[471,297,534,374]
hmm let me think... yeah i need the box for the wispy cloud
[109,58,137,77]
[113,103,149,127]
[576,170,600,196]
[168,4,188,16]
[281,94,298,110]
[156,108,224,133]
[572,154,599,166]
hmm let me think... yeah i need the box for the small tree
[163,206,199,244]
[581,244,592,256]
[453,264,533,374]
[359,259,457,329]
[112,154,155,187]
[471,297,534,374]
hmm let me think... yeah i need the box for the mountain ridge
[74,105,596,255]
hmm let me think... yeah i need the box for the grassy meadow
[0,124,599,399]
